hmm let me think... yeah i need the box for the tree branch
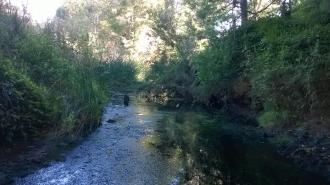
[248,0,278,15]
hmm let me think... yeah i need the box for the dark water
[13,95,327,185]
[154,108,328,185]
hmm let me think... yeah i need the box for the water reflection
[151,110,327,185]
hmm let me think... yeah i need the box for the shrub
[247,18,330,119]
[0,57,51,142]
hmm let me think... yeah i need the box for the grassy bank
[0,1,137,145]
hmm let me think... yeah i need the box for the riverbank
[264,124,330,182]
[230,98,330,182]
[0,132,83,184]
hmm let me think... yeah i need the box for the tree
[240,0,248,24]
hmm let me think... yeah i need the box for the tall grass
[0,0,137,144]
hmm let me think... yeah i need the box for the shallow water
[14,95,327,185]
[15,96,182,185]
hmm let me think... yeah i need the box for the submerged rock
[106,119,116,123]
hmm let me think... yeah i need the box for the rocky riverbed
[13,96,182,185]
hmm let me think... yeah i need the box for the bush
[145,56,195,103]
[0,57,51,142]
[99,60,137,90]
[193,29,245,100]
[247,18,330,119]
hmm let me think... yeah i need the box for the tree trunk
[232,0,237,28]
[240,0,248,24]
[281,0,292,17]
[288,0,292,15]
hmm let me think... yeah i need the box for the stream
[14,95,327,185]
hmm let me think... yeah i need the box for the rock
[124,95,129,106]
[107,119,116,123]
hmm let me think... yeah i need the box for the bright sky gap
[10,0,65,23]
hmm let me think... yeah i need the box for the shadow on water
[151,108,328,185]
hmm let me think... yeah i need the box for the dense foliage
[192,0,330,125]
[0,1,136,144]
[141,0,330,127]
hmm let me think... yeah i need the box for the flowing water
[14,95,327,185]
